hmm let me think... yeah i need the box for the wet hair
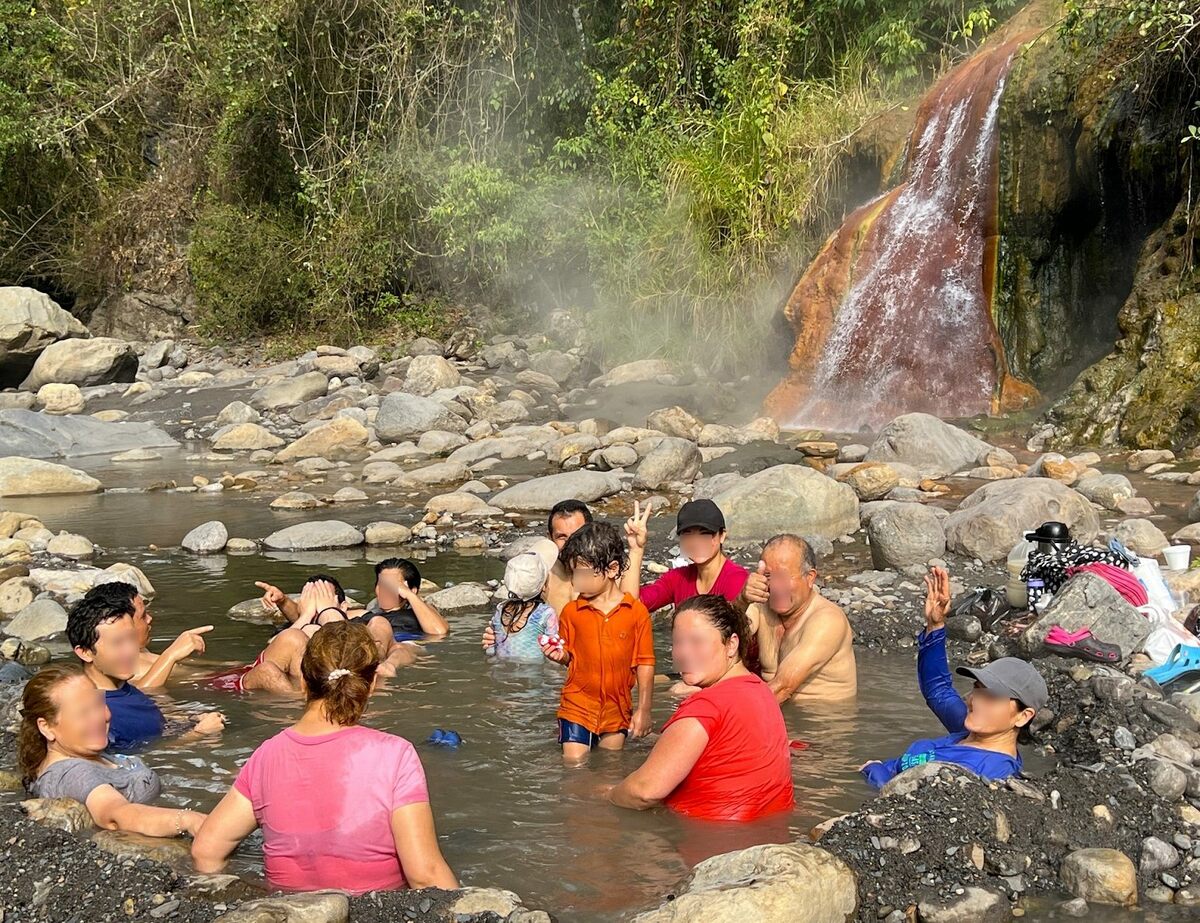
[499,595,543,634]
[304,573,346,603]
[67,593,135,652]
[374,558,420,591]
[763,533,817,574]
[300,620,379,726]
[560,521,627,577]
[547,499,592,535]
[17,664,86,787]
[674,594,750,661]
[83,581,138,606]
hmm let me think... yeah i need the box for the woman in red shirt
[603,595,794,821]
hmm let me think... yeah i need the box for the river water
[8,443,1199,919]
[7,449,954,919]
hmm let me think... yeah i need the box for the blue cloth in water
[861,627,1022,788]
[105,682,165,751]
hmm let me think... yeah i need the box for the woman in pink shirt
[192,622,458,893]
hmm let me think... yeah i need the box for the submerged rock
[262,521,364,551]
[20,798,94,834]
[490,470,623,512]
[0,457,101,497]
[211,891,349,923]
[182,520,228,554]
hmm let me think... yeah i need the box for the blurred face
[549,512,587,550]
[375,568,405,610]
[761,544,817,617]
[38,675,111,758]
[75,614,140,682]
[963,682,1034,736]
[568,557,619,599]
[130,594,151,647]
[678,527,724,566]
[672,609,738,687]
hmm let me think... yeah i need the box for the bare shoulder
[804,595,851,633]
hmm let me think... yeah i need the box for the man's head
[674,499,727,567]
[547,500,592,550]
[760,534,818,617]
[85,582,150,647]
[67,593,141,683]
[374,558,420,611]
[560,522,627,599]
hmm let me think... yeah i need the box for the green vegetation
[1,0,1034,361]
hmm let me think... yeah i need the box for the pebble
[1113,726,1137,750]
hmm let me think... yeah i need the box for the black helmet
[1025,521,1071,544]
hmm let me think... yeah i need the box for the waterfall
[765,37,1038,430]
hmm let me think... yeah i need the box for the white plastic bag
[1131,557,1178,615]
[1139,603,1197,665]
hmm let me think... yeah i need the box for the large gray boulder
[633,438,702,489]
[0,287,89,388]
[262,521,364,551]
[4,599,68,641]
[403,355,461,396]
[249,371,328,410]
[943,478,1100,562]
[711,465,859,543]
[21,337,137,390]
[0,457,101,497]
[1076,473,1137,511]
[490,470,623,512]
[865,413,1012,477]
[182,521,228,554]
[631,843,856,923]
[867,502,946,571]
[0,409,178,459]
[375,392,466,443]
[1021,573,1149,661]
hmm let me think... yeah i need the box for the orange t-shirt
[557,593,655,734]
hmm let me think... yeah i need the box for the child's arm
[630,664,654,737]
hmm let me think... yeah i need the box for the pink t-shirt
[640,558,749,613]
[234,725,429,893]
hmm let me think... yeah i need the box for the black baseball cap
[676,499,726,535]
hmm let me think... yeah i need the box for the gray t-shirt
[31,754,162,805]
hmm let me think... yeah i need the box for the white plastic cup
[1163,544,1192,571]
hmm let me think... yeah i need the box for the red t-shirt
[640,558,749,613]
[662,674,794,821]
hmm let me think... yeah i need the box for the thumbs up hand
[743,560,769,606]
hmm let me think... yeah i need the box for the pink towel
[1067,562,1149,608]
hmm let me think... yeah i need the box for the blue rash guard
[105,682,166,751]
[861,627,1021,788]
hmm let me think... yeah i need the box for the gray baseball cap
[956,658,1048,711]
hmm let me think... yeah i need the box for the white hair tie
[327,669,351,681]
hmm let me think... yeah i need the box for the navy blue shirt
[105,682,165,751]
[861,627,1022,787]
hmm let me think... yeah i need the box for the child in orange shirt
[539,521,655,764]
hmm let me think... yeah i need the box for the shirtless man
[84,581,214,689]
[544,499,591,612]
[740,534,857,703]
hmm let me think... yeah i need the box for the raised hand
[165,625,214,661]
[743,559,769,605]
[256,581,287,612]
[923,566,952,631]
[624,499,653,551]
